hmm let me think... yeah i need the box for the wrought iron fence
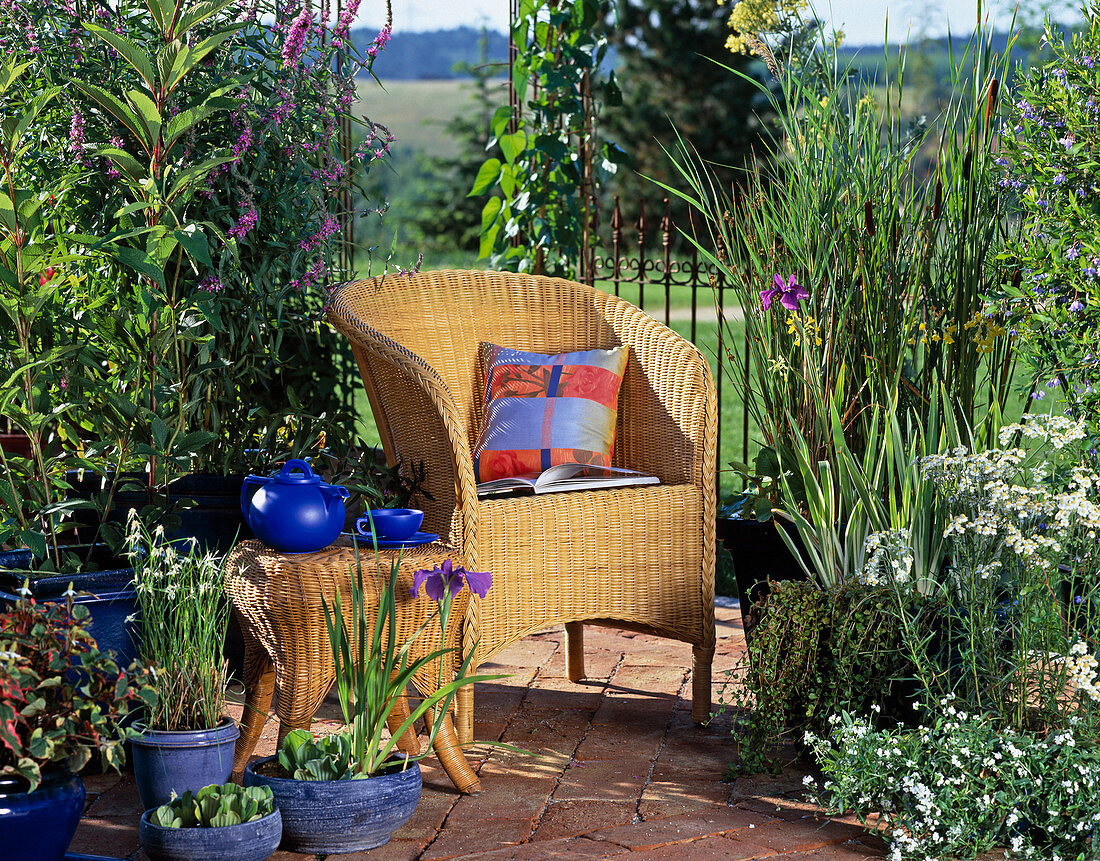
[582,195,751,473]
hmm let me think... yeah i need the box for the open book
[476,463,659,497]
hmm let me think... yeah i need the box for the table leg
[386,694,423,756]
[456,684,474,745]
[233,629,276,774]
[431,708,480,794]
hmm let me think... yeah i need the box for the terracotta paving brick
[533,799,637,841]
[744,818,869,853]
[461,835,631,859]
[69,814,142,857]
[622,835,778,860]
[419,818,533,860]
[585,808,776,849]
[67,606,946,861]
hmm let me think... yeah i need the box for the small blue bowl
[359,508,424,541]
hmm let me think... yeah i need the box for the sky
[354,1,1082,47]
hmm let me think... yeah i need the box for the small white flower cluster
[997,413,1088,450]
[859,529,914,586]
[1066,640,1100,703]
[807,698,1100,860]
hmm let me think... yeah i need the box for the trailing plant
[806,705,1100,861]
[277,550,497,779]
[150,783,275,828]
[127,511,231,732]
[470,0,625,277]
[0,586,155,790]
[720,578,913,776]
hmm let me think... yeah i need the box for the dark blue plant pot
[139,807,282,861]
[130,718,240,810]
[243,754,421,854]
[0,548,137,667]
[0,770,85,861]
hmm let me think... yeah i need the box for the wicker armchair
[327,270,717,741]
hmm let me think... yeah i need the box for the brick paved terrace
[71,605,893,861]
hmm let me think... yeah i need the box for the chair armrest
[327,308,481,546]
[609,302,718,493]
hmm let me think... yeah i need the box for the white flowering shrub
[860,414,1100,733]
[807,701,1100,861]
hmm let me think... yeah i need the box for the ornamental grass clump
[127,512,231,732]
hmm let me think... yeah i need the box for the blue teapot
[241,459,350,553]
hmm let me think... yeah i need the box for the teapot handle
[240,474,268,515]
[280,458,315,479]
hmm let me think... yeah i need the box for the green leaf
[173,226,212,268]
[0,192,15,235]
[70,81,151,154]
[468,158,502,196]
[489,105,513,140]
[164,28,244,93]
[85,24,156,91]
[165,154,236,205]
[108,246,166,289]
[100,148,147,187]
[127,90,163,147]
[176,0,240,36]
[499,131,527,165]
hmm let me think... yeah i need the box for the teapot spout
[322,483,351,514]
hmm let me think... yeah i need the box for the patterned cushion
[473,344,629,483]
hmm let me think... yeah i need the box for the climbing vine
[470,0,625,278]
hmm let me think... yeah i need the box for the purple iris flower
[760,273,809,311]
[411,558,492,601]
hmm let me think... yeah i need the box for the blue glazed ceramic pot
[243,754,421,853]
[130,717,240,810]
[0,770,85,861]
[139,807,282,861]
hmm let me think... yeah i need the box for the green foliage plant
[997,8,1100,426]
[127,511,231,732]
[150,783,275,828]
[719,579,911,776]
[806,706,1100,861]
[0,586,155,791]
[470,0,625,277]
[278,548,499,779]
[0,59,104,568]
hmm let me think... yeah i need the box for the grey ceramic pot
[139,807,282,861]
[242,754,421,853]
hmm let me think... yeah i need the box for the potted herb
[243,550,494,853]
[139,783,281,861]
[0,588,153,861]
[126,513,239,809]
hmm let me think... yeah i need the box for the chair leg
[692,644,714,724]
[565,621,585,682]
[233,630,276,774]
[430,710,481,794]
[455,683,474,745]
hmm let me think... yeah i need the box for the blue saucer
[348,530,440,549]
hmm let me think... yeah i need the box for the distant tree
[599,0,771,238]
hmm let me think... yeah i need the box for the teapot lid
[273,459,321,485]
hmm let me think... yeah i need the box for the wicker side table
[224,537,479,793]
